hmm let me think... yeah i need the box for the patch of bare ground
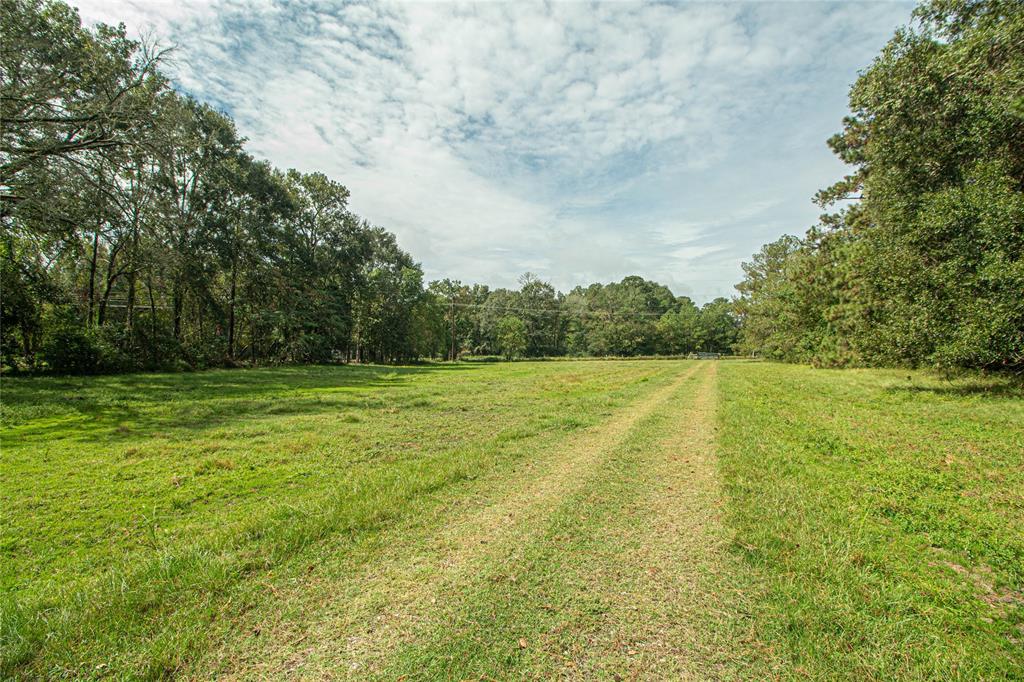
[944,560,1024,611]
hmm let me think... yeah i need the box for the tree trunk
[126,212,140,339]
[97,243,122,327]
[126,270,137,339]
[449,300,456,361]
[87,223,100,327]
[227,258,237,360]
[147,273,158,367]
[172,283,183,341]
[20,319,33,367]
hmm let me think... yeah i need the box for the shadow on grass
[885,377,1024,401]
[1,363,480,445]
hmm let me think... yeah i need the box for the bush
[39,309,153,374]
[93,325,142,373]
[131,311,185,370]
[41,324,100,374]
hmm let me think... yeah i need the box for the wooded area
[2,0,1021,373]
[734,0,1023,369]
[0,0,737,372]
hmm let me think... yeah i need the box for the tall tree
[738,0,1024,369]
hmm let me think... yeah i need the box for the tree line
[734,0,1023,370]
[5,0,1018,374]
[1,0,737,373]
[2,0,436,371]
[430,274,738,361]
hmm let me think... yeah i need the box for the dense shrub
[41,322,100,374]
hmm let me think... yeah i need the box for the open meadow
[1,360,1022,679]
[5,0,1023,677]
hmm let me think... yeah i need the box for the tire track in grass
[375,362,775,681]
[197,362,702,679]
[567,361,776,679]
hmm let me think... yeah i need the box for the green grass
[1,360,1021,679]
[0,361,677,678]
[717,363,1024,679]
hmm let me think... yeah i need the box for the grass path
[194,361,766,680]
[558,361,773,680]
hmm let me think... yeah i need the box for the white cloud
[72,0,913,301]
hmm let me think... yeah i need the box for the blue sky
[78,0,913,303]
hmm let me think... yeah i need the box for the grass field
[1,360,1021,679]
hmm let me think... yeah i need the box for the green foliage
[495,315,527,360]
[0,0,165,187]
[2,0,744,374]
[697,297,741,354]
[432,275,738,360]
[569,277,674,356]
[655,297,701,354]
[737,0,1024,369]
[1,0,435,371]
[0,234,54,369]
[39,312,100,373]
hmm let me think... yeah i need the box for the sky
[76,0,913,303]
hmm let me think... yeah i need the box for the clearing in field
[1,360,1022,679]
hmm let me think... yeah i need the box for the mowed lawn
[1,360,1021,679]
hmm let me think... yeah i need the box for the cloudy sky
[77,0,912,302]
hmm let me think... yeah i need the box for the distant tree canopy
[0,3,736,373]
[6,0,1017,373]
[433,273,739,361]
[495,316,527,361]
[736,0,1024,370]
